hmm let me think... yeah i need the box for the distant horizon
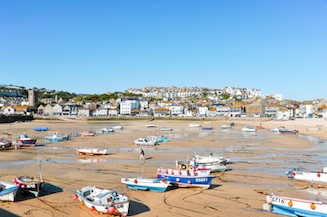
[1,1,326,101]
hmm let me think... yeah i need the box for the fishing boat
[112,125,123,130]
[242,126,257,132]
[263,193,327,216]
[13,153,44,197]
[189,124,201,127]
[290,167,327,185]
[0,132,12,150]
[18,133,37,144]
[220,124,231,129]
[134,138,157,146]
[188,154,230,172]
[80,132,95,137]
[272,126,298,134]
[201,126,213,130]
[100,128,114,133]
[74,186,130,216]
[161,127,173,131]
[156,171,214,189]
[158,165,211,176]
[0,181,19,202]
[33,127,49,131]
[45,132,70,142]
[145,124,158,128]
[256,125,265,129]
[12,176,44,197]
[121,177,170,193]
[306,126,321,131]
[76,147,108,155]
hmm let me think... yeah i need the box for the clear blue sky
[0,0,326,101]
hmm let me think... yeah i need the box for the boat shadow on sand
[15,183,63,202]
[0,208,20,217]
[127,200,150,216]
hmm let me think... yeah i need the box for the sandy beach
[0,118,327,217]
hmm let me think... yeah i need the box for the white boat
[264,193,327,216]
[242,126,257,132]
[0,181,19,202]
[100,128,114,133]
[220,124,231,129]
[134,138,157,146]
[161,127,173,131]
[121,177,170,192]
[145,124,158,128]
[77,147,108,155]
[189,155,229,172]
[112,125,123,130]
[189,124,201,127]
[290,167,327,185]
[306,126,321,131]
[45,132,70,142]
[158,166,211,176]
[13,176,44,197]
[0,132,12,150]
[74,186,129,216]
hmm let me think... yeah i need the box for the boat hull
[121,178,170,192]
[0,181,19,202]
[20,139,37,144]
[292,170,327,185]
[264,194,327,216]
[77,148,108,155]
[75,186,129,216]
[156,173,214,189]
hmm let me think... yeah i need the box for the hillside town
[1,85,326,120]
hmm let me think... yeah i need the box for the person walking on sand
[140,148,145,164]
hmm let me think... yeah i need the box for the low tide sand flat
[0,118,326,216]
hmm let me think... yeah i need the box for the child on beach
[140,148,145,164]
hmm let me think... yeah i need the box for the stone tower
[28,89,38,107]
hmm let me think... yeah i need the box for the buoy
[171,171,174,175]
[288,201,293,207]
[158,169,162,173]
[266,196,273,204]
[176,178,180,182]
[108,206,116,214]
[16,183,20,188]
[165,169,168,174]
[80,201,85,206]
[317,173,321,178]
[73,195,78,200]
[12,178,16,183]
[179,170,182,175]
[310,203,316,210]
[90,206,96,211]
[161,178,166,182]
[292,171,296,176]
[134,179,138,184]
[187,180,192,184]
[21,184,26,189]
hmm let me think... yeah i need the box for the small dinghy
[0,181,19,202]
[74,186,130,216]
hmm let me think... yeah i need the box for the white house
[169,106,184,116]
[120,102,132,115]
[52,104,63,116]
[198,107,208,117]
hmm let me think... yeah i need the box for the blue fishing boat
[264,194,327,216]
[33,127,49,131]
[156,172,214,189]
[201,127,213,130]
[45,132,69,142]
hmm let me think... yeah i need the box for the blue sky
[0,0,326,101]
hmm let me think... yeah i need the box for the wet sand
[0,118,327,217]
